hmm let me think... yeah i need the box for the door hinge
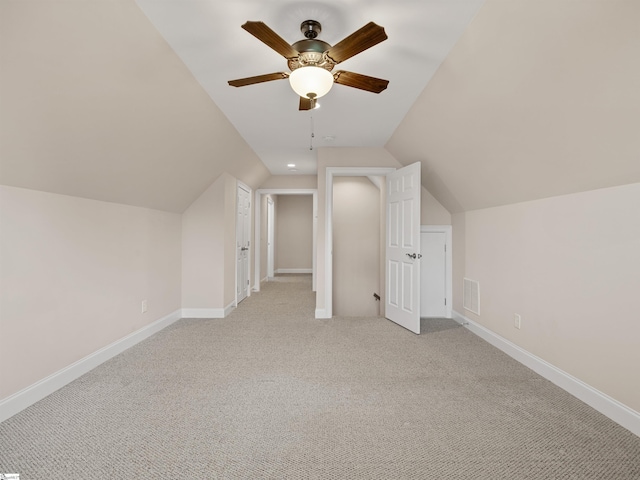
[444,298,447,305]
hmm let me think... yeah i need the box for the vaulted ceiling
[1,0,639,214]
[387,0,640,212]
[134,0,484,177]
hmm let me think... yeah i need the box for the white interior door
[237,184,251,303]
[385,162,421,334]
[420,231,447,317]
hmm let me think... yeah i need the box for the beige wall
[259,175,317,190]
[422,187,451,226]
[452,212,466,314]
[223,176,238,308]
[333,177,381,316]
[275,195,313,271]
[453,182,640,412]
[181,173,237,310]
[181,176,226,308]
[0,185,181,400]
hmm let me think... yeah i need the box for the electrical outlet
[514,313,521,329]
[141,300,148,313]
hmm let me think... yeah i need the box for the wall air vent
[463,278,480,315]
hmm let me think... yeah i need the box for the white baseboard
[0,309,182,423]
[452,310,640,437]
[315,308,330,319]
[276,268,312,274]
[181,302,234,319]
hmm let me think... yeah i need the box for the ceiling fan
[228,20,389,110]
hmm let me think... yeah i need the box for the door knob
[406,253,422,259]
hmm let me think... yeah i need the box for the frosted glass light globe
[289,66,334,99]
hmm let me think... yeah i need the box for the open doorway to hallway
[254,189,317,293]
[332,176,382,317]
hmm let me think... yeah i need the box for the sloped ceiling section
[386,0,640,213]
[0,0,269,213]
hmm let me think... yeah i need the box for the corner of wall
[421,185,452,225]
[451,211,466,313]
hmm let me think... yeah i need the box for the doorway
[323,164,422,333]
[253,189,317,292]
[332,176,382,317]
[323,167,394,319]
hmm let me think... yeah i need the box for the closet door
[420,231,447,317]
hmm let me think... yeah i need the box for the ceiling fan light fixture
[289,66,334,100]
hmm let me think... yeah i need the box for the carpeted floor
[1,274,639,478]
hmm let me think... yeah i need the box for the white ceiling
[135,0,485,176]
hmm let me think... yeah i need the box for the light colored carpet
[1,274,639,478]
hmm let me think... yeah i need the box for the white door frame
[254,189,317,292]
[323,167,396,319]
[267,197,275,279]
[420,225,453,319]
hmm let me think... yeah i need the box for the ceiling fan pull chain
[310,114,315,151]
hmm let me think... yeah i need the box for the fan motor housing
[288,20,335,72]
[292,38,331,54]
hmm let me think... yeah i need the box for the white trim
[0,309,182,423]
[325,167,396,319]
[181,302,235,319]
[254,189,317,293]
[276,268,313,274]
[452,310,640,437]
[420,225,453,319]
[267,197,275,279]
[315,308,330,319]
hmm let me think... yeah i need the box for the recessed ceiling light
[287,163,296,168]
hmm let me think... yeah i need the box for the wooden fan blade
[242,21,299,59]
[228,72,288,87]
[333,71,389,93]
[299,97,315,110]
[325,22,387,64]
